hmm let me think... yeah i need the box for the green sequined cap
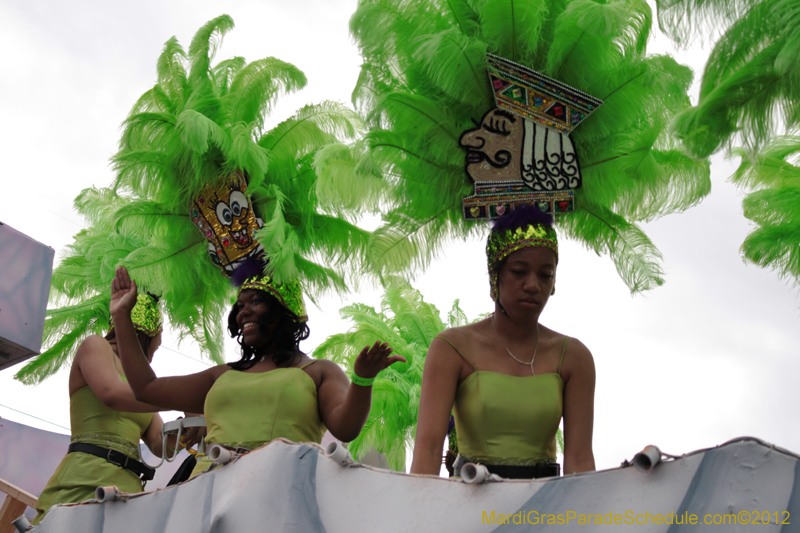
[487,224,559,301]
[109,292,163,337]
[239,276,308,322]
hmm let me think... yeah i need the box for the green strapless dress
[33,384,152,524]
[191,363,325,477]
[441,336,566,466]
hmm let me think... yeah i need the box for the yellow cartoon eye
[216,202,233,226]
[229,191,248,217]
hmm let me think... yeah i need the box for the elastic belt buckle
[107,449,129,469]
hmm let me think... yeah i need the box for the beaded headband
[487,222,558,301]
[109,292,163,337]
[238,275,308,322]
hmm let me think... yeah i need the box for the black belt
[68,443,156,481]
[483,462,560,479]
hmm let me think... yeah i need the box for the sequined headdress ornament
[190,171,265,277]
[487,206,558,301]
[109,292,163,337]
[233,260,308,322]
[461,55,603,221]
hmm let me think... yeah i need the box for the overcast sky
[1,0,799,472]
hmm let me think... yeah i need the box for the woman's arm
[316,342,405,442]
[561,338,596,474]
[75,336,165,413]
[410,336,464,476]
[141,413,165,458]
[111,267,222,413]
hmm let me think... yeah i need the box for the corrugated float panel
[36,438,800,533]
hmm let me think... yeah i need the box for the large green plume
[16,15,368,383]
[314,278,473,470]
[315,0,711,293]
[654,0,800,289]
[731,137,800,288]
[657,0,800,158]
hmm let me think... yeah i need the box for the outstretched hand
[110,266,139,317]
[352,341,406,380]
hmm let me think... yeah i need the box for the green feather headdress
[317,0,711,293]
[16,15,369,383]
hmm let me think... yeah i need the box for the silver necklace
[492,315,539,376]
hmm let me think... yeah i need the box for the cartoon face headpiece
[190,171,265,276]
[109,292,163,337]
[486,205,558,301]
[238,275,309,323]
[461,55,602,220]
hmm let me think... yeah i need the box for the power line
[0,402,70,432]
[160,345,214,367]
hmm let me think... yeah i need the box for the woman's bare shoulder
[306,357,343,374]
[436,319,490,346]
[564,335,592,359]
[559,335,595,378]
[73,335,114,363]
[77,334,111,350]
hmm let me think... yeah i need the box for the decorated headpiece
[109,292,163,337]
[325,0,712,295]
[191,171,265,277]
[487,206,558,301]
[462,54,603,220]
[15,15,365,384]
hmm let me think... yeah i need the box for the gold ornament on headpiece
[487,223,558,301]
[239,275,308,322]
[461,54,603,220]
[190,171,265,277]
[109,292,163,337]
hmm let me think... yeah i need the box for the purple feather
[491,204,553,233]
[230,257,268,287]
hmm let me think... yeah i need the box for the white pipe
[324,441,353,466]
[12,515,31,532]
[95,486,122,502]
[461,462,490,484]
[208,445,233,465]
[633,445,662,473]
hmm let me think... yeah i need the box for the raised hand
[352,341,406,380]
[110,266,139,318]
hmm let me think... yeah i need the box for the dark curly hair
[227,289,311,370]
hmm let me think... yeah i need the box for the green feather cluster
[732,138,800,286]
[656,0,800,288]
[17,16,369,383]
[317,0,711,293]
[314,278,473,470]
[659,0,800,157]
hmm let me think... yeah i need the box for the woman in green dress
[411,206,596,479]
[33,294,167,524]
[110,265,404,477]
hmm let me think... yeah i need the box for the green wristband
[351,372,375,387]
